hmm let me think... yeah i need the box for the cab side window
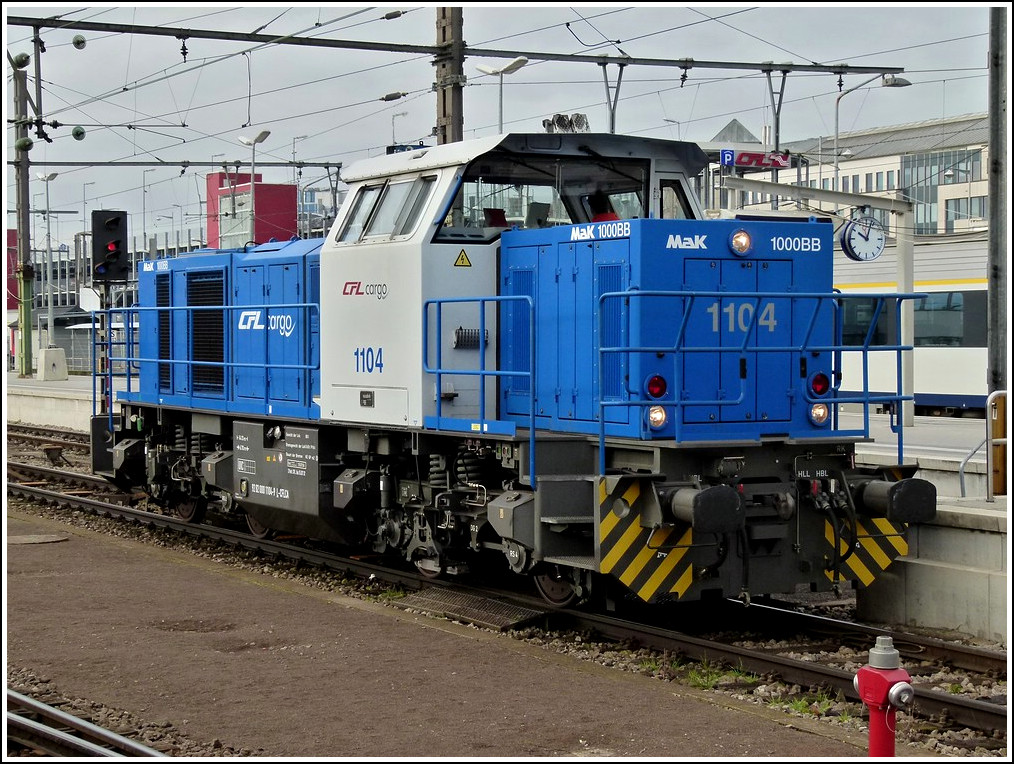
[337,176,436,243]
[660,180,693,219]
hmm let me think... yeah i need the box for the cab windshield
[434,153,650,243]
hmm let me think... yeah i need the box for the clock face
[841,216,887,262]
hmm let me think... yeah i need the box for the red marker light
[646,375,667,398]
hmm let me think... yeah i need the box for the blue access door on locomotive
[127,238,321,420]
[499,216,835,441]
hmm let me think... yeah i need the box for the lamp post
[475,56,528,133]
[834,74,911,193]
[156,214,173,247]
[82,181,95,234]
[142,168,155,251]
[211,152,225,195]
[37,172,58,346]
[391,112,408,144]
[291,135,307,186]
[238,130,271,245]
[173,203,184,250]
[159,204,184,252]
[33,193,43,246]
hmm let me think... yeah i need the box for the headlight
[648,405,667,428]
[809,402,830,426]
[729,229,752,256]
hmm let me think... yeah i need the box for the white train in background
[834,230,989,417]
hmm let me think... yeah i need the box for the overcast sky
[4,3,1001,244]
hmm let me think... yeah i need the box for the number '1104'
[706,302,778,333]
[354,347,385,373]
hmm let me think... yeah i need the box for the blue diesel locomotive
[92,133,936,607]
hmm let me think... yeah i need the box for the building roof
[710,119,762,145]
[782,113,988,163]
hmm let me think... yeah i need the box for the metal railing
[422,294,536,485]
[91,302,319,428]
[595,289,926,474]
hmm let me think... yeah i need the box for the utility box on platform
[36,346,68,381]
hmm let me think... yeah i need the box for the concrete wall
[857,503,1008,645]
[6,384,94,432]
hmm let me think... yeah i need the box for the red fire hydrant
[853,635,915,757]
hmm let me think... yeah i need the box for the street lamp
[32,192,43,251]
[387,111,407,144]
[173,203,185,251]
[82,181,95,234]
[834,74,911,192]
[291,135,307,186]
[37,172,58,346]
[475,56,528,133]
[238,130,271,245]
[142,168,156,248]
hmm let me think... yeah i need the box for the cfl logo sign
[237,310,296,337]
[238,310,265,330]
[734,151,791,169]
[342,280,389,300]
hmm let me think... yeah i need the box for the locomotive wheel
[174,496,206,524]
[245,513,274,540]
[532,566,579,608]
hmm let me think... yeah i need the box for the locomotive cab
[318,133,708,431]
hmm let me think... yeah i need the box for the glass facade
[901,149,983,235]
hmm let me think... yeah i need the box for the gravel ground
[5,494,1007,758]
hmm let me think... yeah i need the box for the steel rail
[8,461,114,490]
[7,689,166,757]
[547,608,1007,733]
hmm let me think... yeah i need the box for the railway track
[7,689,166,757]
[7,423,92,453]
[7,466,1007,746]
[7,461,123,492]
[547,604,1007,735]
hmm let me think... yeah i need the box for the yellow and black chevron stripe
[598,476,696,603]
[823,517,910,586]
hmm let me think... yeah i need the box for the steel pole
[249,143,257,244]
[497,73,504,132]
[13,68,34,375]
[43,179,55,347]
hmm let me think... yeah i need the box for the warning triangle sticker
[454,250,472,267]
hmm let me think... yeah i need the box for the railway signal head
[91,210,130,283]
